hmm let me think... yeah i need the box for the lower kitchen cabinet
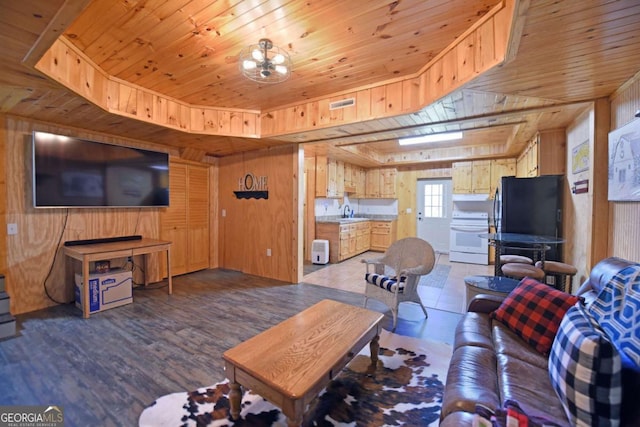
[370,220,397,252]
[317,222,361,263]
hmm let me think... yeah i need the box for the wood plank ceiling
[1,0,640,167]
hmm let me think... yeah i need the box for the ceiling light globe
[272,53,285,64]
[251,49,264,61]
[242,60,257,70]
[274,65,288,75]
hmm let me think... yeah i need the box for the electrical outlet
[7,223,17,235]
[266,248,272,256]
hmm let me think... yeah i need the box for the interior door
[416,179,453,253]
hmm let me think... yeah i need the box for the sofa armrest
[467,294,504,313]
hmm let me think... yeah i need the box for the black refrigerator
[493,175,563,261]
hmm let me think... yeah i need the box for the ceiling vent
[329,98,355,110]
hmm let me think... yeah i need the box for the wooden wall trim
[35,37,261,139]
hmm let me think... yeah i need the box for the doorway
[416,179,453,253]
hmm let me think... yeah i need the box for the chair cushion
[491,278,580,355]
[501,263,545,281]
[499,255,533,265]
[548,303,622,426]
[364,273,405,293]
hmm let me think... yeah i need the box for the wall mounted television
[32,131,169,208]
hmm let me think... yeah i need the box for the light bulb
[251,49,264,61]
[275,65,288,75]
[272,53,285,64]
[242,60,257,70]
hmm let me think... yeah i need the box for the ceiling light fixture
[239,38,291,83]
[398,131,463,146]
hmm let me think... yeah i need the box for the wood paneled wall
[2,116,178,314]
[0,116,6,275]
[218,145,301,283]
[609,72,640,262]
[565,108,595,286]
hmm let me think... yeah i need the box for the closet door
[186,165,210,271]
[161,162,188,276]
[161,160,210,276]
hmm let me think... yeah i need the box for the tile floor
[303,251,494,314]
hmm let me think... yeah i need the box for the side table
[464,275,520,308]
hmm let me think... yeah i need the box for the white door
[416,179,453,253]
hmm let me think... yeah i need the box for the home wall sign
[234,173,268,199]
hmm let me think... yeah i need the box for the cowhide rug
[139,330,452,427]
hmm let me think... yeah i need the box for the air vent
[329,98,355,110]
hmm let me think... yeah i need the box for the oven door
[449,223,489,254]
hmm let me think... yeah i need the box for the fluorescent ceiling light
[398,131,463,146]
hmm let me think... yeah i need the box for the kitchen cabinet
[316,221,369,263]
[489,158,516,198]
[344,163,357,193]
[356,221,371,252]
[315,156,344,198]
[370,220,397,252]
[516,130,566,177]
[452,160,491,194]
[353,165,366,198]
[365,168,397,198]
[160,160,210,276]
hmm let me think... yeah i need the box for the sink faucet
[342,204,351,218]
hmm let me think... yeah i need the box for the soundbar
[64,235,143,247]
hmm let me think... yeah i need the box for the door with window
[416,179,453,253]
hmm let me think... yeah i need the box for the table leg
[166,246,172,294]
[143,254,149,287]
[286,415,302,427]
[370,334,380,366]
[228,381,242,420]
[82,257,90,319]
[494,242,503,276]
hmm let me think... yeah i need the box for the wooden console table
[64,238,172,318]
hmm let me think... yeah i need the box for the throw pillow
[491,277,580,355]
[548,303,622,426]
[588,264,640,368]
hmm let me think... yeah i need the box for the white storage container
[311,239,329,264]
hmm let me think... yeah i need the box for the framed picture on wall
[608,118,640,201]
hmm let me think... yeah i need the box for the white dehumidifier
[311,239,329,264]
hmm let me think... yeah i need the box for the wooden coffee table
[223,299,384,427]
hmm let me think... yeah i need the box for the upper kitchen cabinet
[365,168,397,198]
[315,156,344,198]
[489,158,516,198]
[452,160,491,194]
[516,130,566,177]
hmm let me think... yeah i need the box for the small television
[32,131,169,208]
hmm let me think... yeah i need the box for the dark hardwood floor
[0,268,461,427]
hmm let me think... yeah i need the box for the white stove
[449,211,489,265]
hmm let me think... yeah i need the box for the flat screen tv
[32,131,169,208]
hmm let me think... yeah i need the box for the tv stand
[64,238,172,318]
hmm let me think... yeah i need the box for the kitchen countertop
[315,215,397,224]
